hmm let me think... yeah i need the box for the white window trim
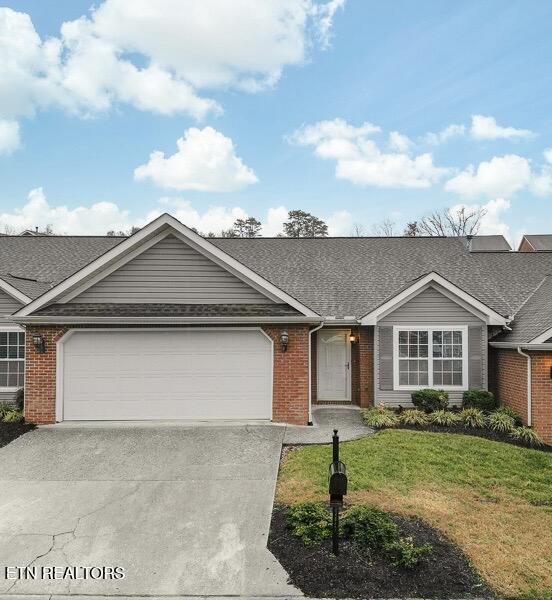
[0,324,25,391]
[392,325,468,391]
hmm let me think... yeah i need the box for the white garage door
[60,329,272,421]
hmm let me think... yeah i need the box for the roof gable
[65,234,276,305]
[13,214,318,318]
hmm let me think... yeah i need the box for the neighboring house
[0,214,551,443]
[518,234,552,252]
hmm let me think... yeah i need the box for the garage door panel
[61,330,272,420]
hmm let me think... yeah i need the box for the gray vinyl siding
[0,289,22,315]
[70,235,275,304]
[375,285,487,407]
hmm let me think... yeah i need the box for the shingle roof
[493,276,552,343]
[520,234,552,251]
[1,234,552,341]
[469,235,511,252]
[35,303,300,317]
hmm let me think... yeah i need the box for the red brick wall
[358,326,374,408]
[24,326,68,424]
[491,348,552,444]
[24,324,310,426]
[518,238,535,252]
[531,352,552,443]
[262,325,310,425]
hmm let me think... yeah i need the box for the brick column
[24,326,68,424]
[358,326,374,408]
[262,325,309,425]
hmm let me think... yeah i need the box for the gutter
[489,342,552,350]
[7,315,324,325]
[308,322,325,424]
[516,347,532,426]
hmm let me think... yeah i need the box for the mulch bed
[0,422,36,448]
[268,506,494,599]
[392,423,552,452]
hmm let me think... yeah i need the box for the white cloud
[445,155,532,198]
[326,209,352,235]
[0,188,132,235]
[290,118,449,188]
[470,115,534,140]
[262,206,289,236]
[0,120,20,155]
[388,131,412,153]
[424,124,466,145]
[134,127,258,192]
[543,147,552,164]
[0,1,342,150]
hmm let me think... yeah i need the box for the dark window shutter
[379,326,393,391]
[468,326,482,389]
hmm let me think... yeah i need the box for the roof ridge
[511,275,552,318]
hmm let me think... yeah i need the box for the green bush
[487,410,516,433]
[495,406,522,425]
[509,426,544,448]
[411,389,449,412]
[285,502,332,545]
[459,407,486,428]
[385,537,433,569]
[2,410,24,423]
[427,409,461,427]
[398,409,429,426]
[462,389,497,411]
[0,402,13,418]
[341,505,398,550]
[362,406,398,429]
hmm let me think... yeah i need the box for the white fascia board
[9,315,324,325]
[360,272,507,326]
[490,341,552,350]
[13,213,319,318]
[529,327,552,344]
[0,278,32,304]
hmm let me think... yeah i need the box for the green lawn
[277,429,552,599]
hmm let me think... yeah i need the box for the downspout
[517,347,532,426]
[308,322,325,424]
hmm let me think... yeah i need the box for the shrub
[428,409,461,427]
[487,410,516,433]
[459,407,486,428]
[509,426,544,448]
[285,502,332,545]
[2,410,24,423]
[462,389,497,411]
[341,505,398,550]
[398,409,429,426]
[495,406,522,425]
[385,537,433,569]
[362,406,398,429]
[411,389,449,412]
[0,402,13,418]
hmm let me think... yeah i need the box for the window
[393,326,467,390]
[0,329,25,389]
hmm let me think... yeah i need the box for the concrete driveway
[0,423,300,598]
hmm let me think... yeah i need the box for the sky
[0,0,551,244]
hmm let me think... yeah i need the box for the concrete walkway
[283,406,373,445]
[0,424,300,597]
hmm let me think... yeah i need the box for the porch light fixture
[280,329,289,352]
[32,333,46,354]
[349,333,357,343]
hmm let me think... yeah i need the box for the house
[0,214,551,443]
[518,234,552,252]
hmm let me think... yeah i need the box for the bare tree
[404,207,486,237]
[371,219,396,236]
[350,223,366,237]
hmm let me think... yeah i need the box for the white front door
[317,329,351,401]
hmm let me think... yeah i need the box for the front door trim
[316,328,351,402]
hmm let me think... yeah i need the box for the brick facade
[490,348,552,444]
[24,324,310,426]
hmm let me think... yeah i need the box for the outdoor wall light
[280,329,289,352]
[349,333,357,343]
[32,333,46,353]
